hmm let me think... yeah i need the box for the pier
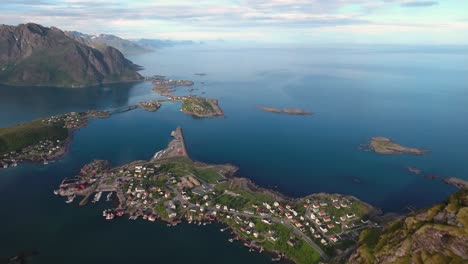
[152,127,189,160]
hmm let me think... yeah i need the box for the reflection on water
[0,81,158,127]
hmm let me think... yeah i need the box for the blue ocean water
[0,44,467,263]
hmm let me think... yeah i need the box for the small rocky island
[55,127,379,264]
[150,76,194,95]
[369,137,427,155]
[170,95,224,118]
[257,106,313,115]
[137,100,162,112]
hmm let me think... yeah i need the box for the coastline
[56,127,383,264]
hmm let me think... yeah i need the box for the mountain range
[0,23,143,88]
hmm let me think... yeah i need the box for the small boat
[53,189,59,195]
[65,194,76,204]
[228,238,234,242]
[92,192,102,203]
[203,222,206,226]
[106,192,113,202]
[43,161,49,165]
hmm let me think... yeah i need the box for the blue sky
[1,0,467,44]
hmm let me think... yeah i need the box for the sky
[1,0,468,44]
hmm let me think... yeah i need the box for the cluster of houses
[43,112,88,129]
[152,78,193,87]
[1,139,63,169]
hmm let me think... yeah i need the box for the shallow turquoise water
[0,44,466,262]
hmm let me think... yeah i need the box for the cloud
[0,0,466,44]
[401,1,438,8]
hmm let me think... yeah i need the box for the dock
[152,127,189,161]
[79,192,93,206]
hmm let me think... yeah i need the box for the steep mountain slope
[348,189,468,264]
[0,23,143,88]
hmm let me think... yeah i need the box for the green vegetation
[264,223,321,264]
[0,119,68,155]
[181,96,223,117]
[0,23,142,87]
[195,168,223,183]
[350,189,468,264]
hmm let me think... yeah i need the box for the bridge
[107,105,138,115]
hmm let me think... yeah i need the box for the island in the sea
[55,127,379,264]
[257,106,313,115]
[369,137,427,155]
[137,100,162,112]
[171,95,224,118]
[150,76,194,96]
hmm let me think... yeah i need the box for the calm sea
[0,44,466,263]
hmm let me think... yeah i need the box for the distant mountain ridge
[135,38,196,50]
[65,31,151,55]
[0,23,143,88]
[65,31,197,55]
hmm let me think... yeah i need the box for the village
[0,110,111,170]
[54,127,378,264]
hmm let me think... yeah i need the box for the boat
[53,189,59,195]
[65,194,76,204]
[43,160,48,165]
[106,192,113,202]
[228,238,234,242]
[92,192,102,203]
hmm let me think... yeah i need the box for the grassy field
[0,119,68,154]
[195,168,223,183]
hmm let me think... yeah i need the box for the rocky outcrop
[348,189,468,263]
[0,23,143,87]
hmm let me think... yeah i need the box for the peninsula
[0,111,109,169]
[257,106,313,115]
[55,128,379,264]
[369,137,427,155]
